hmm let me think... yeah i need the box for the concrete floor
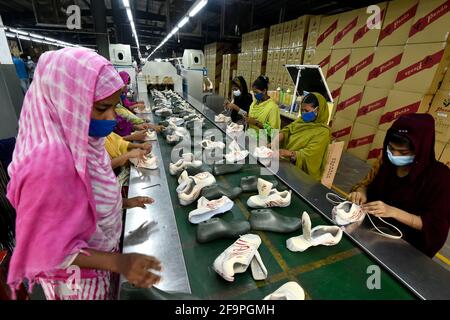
[333,152,450,272]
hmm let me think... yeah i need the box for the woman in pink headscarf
[119,71,146,112]
[7,48,161,300]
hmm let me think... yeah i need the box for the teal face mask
[387,148,415,167]
[88,119,117,137]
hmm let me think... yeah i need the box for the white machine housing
[181,49,206,102]
[140,61,183,94]
[109,44,132,66]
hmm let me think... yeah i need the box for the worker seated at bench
[348,114,450,258]
[269,92,331,181]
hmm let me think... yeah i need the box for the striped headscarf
[7,48,124,293]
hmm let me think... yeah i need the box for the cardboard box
[333,9,361,49]
[440,143,450,167]
[393,42,450,94]
[345,47,376,86]
[435,139,447,159]
[335,84,365,121]
[366,45,404,89]
[327,48,351,83]
[328,81,343,104]
[291,15,310,47]
[331,115,354,149]
[378,90,433,131]
[316,15,339,50]
[352,2,388,48]
[428,89,450,142]
[282,32,292,49]
[306,15,322,49]
[347,122,378,160]
[367,129,387,163]
[304,49,332,76]
[440,64,450,90]
[378,0,419,46]
[408,0,450,44]
[356,86,390,127]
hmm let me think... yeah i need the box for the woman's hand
[116,253,161,288]
[128,130,148,142]
[361,201,397,219]
[137,143,152,153]
[148,124,165,133]
[127,148,147,160]
[123,196,155,209]
[348,188,367,205]
[134,123,151,131]
[245,117,259,126]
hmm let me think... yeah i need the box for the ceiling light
[122,0,130,8]
[189,0,208,17]
[29,33,44,39]
[178,17,189,28]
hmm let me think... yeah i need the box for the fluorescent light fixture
[44,37,57,42]
[178,17,189,28]
[126,9,133,21]
[18,35,31,41]
[5,32,15,38]
[29,33,44,39]
[122,0,130,8]
[170,27,179,36]
[189,0,208,17]
[16,30,29,36]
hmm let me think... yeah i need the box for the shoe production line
[119,90,450,300]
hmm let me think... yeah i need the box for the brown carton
[306,15,322,49]
[393,42,450,94]
[327,49,352,83]
[352,2,388,48]
[367,129,387,163]
[334,84,365,122]
[441,65,450,90]
[316,15,339,50]
[333,9,361,49]
[328,81,343,104]
[440,143,450,167]
[366,45,404,89]
[378,0,419,46]
[378,90,433,131]
[347,122,378,160]
[428,89,450,142]
[345,47,376,86]
[356,86,390,127]
[408,0,450,44]
[331,115,354,149]
[435,139,447,159]
[304,49,332,76]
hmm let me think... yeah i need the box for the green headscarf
[280,92,331,180]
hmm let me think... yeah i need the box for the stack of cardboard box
[300,0,450,167]
[204,42,231,93]
[235,28,269,90]
[266,16,310,91]
[219,54,237,99]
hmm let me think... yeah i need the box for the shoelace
[325,193,402,240]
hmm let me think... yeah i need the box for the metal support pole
[91,0,110,59]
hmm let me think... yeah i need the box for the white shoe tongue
[250,250,268,280]
[257,179,273,197]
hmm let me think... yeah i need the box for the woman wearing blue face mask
[244,76,281,136]
[349,114,450,258]
[269,93,331,180]
[224,76,253,123]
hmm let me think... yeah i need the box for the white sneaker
[225,140,249,163]
[213,234,267,282]
[169,153,202,176]
[257,178,273,197]
[130,153,158,170]
[263,282,305,300]
[253,146,274,159]
[155,107,173,117]
[226,123,244,136]
[286,212,343,252]
[215,114,231,123]
[247,189,292,208]
[176,170,216,206]
[145,131,157,141]
[188,196,234,224]
[332,201,366,226]
[166,134,181,144]
[201,139,226,150]
[167,117,184,126]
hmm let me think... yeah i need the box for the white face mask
[233,89,241,97]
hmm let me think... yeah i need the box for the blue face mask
[301,108,317,123]
[387,148,415,167]
[88,119,117,137]
[254,92,264,102]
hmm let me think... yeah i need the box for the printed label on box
[395,50,445,82]
[367,53,403,81]
[379,3,418,42]
[409,0,450,37]
[346,53,375,80]
[379,101,421,124]
[348,134,375,149]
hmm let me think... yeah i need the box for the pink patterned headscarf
[7,48,124,293]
